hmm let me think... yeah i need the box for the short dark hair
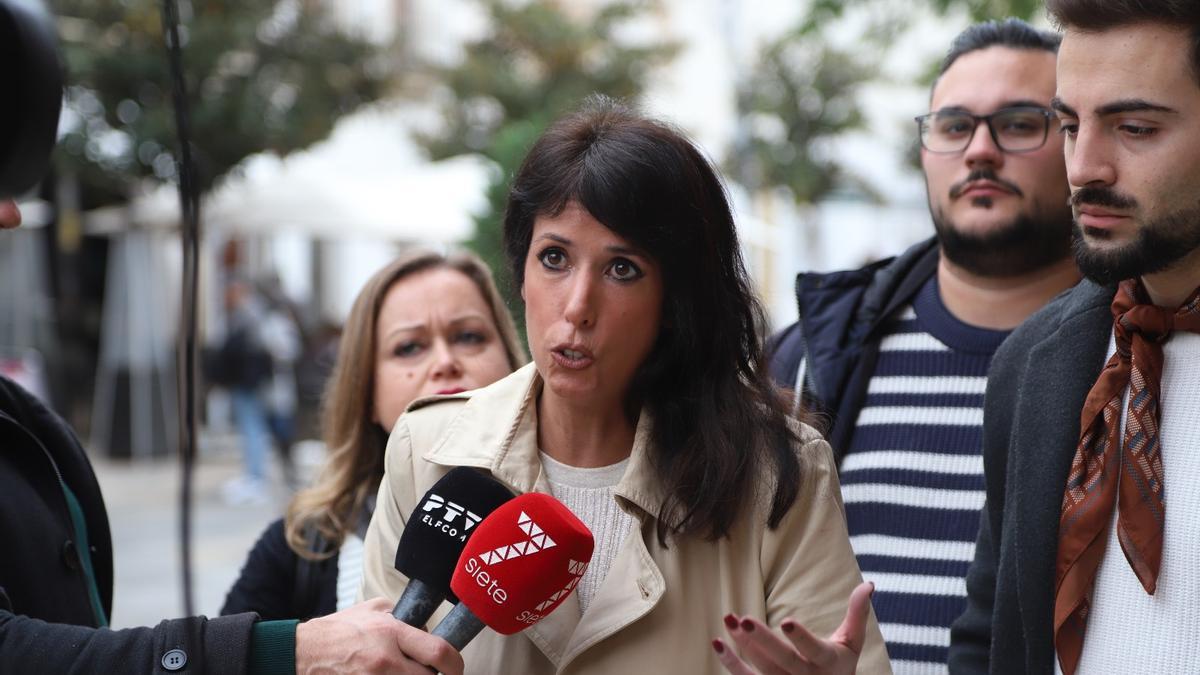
[937,18,1061,81]
[503,96,801,544]
[1047,0,1200,84]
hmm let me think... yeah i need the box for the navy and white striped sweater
[840,276,1008,675]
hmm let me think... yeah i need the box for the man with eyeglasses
[767,19,1079,674]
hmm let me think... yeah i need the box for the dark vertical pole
[159,0,199,617]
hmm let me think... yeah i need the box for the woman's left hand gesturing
[713,581,874,675]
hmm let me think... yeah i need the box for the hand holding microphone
[391,467,515,627]
[297,598,464,675]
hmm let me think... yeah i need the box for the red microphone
[431,492,594,649]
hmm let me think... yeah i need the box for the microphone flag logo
[477,511,557,565]
[534,559,589,612]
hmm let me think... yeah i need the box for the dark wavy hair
[502,96,801,544]
[932,18,1061,97]
[940,18,1061,74]
[1047,0,1200,84]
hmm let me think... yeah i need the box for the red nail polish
[723,614,739,630]
[782,622,795,634]
[740,619,755,632]
[712,639,725,654]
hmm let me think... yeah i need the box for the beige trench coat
[360,364,891,674]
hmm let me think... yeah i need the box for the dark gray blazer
[948,279,1116,674]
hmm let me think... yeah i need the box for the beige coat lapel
[422,364,671,670]
[556,520,664,670]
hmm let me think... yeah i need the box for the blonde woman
[222,250,525,620]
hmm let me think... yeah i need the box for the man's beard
[1072,186,1200,285]
[932,200,1074,278]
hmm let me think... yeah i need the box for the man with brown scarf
[949,1,1200,674]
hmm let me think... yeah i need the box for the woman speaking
[361,98,889,674]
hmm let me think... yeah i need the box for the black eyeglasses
[915,106,1053,154]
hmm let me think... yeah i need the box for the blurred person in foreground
[222,250,525,620]
[0,198,465,674]
[950,2,1200,673]
[764,19,1078,673]
[359,97,891,674]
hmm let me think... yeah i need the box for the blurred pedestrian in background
[214,278,279,505]
[258,275,305,489]
[221,250,525,620]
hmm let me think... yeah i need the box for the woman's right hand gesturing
[713,581,875,675]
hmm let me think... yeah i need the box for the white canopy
[88,103,493,245]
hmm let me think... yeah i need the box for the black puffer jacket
[768,237,939,464]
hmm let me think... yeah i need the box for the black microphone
[390,467,514,627]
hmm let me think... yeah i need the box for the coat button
[161,648,188,671]
[62,540,80,571]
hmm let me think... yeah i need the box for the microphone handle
[431,602,488,651]
[391,578,444,627]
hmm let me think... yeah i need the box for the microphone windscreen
[449,492,594,635]
[394,467,514,603]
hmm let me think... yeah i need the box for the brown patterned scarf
[1054,279,1200,675]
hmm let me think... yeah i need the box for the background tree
[927,0,1040,19]
[737,0,1039,206]
[802,0,1040,29]
[739,0,1041,205]
[51,0,391,209]
[414,0,677,325]
[728,30,874,206]
[732,0,1040,270]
